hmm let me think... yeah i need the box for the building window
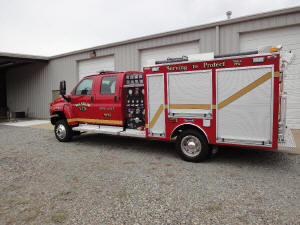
[75,78,94,95]
[100,76,116,95]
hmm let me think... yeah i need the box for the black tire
[54,119,72,142]
[175,129,209,162]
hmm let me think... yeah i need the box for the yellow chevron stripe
[67,118,123,125]
[218,72,272,110]
[150,104,164,129]
[274,71,280,77]
[170,104,211,110]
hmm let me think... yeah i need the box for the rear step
[72,124,146,138]
[278,128,298,154]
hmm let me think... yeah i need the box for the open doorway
[0,69,7,119]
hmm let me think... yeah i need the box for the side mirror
[59,80,66,96]
[59,80,70,102]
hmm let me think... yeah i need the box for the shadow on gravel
[72,133,178,159]
[69,133,297,169]
[212,146,296,170]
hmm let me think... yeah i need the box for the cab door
[93,74,124,126]
[70,77,95,122]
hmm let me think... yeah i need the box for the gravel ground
[0,125,299,225]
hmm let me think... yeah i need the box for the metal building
[1,6,300,128]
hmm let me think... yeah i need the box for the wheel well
[51,111,66,125]
[171,124,209,143]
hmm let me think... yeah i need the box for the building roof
[51,5,300,59]
[0,52,48,69]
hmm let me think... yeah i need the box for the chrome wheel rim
[181,135,202,157]
[56,124,66,139]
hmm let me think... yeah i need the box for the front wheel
[176,129,209,162]
[54,119,72,142]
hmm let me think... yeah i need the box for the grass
[159,181,173,186]
[5,184,22,192]
[237,215,248,223]
[123,161,136,165]
[206,202,222,212]
[117,190,127,198]
[72,176,79,183]
[21,207,41,223]
[51,212,67,224]
[5,217,16,225]
[15,199,29,206]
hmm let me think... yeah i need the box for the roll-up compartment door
[167,70,212,117]
[146,74,165,137]
[216,66,273,146]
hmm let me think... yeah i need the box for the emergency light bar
[152,45,283,66]
[155,56,188,65]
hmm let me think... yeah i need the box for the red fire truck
[50,46,296,162]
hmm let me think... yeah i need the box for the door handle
[114,96,117,103]
[91,96,94,103]
[118,87,121,100]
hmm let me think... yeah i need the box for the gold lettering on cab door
[75,102,90,112]
[203,61,225,69]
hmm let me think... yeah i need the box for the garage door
[240,25,300,129]
[78,55,114,80]
[140,41,200,69]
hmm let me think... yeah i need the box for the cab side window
[100,76,116,95]
[75,78,93,95]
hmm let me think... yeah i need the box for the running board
[72,124,123,135]
[278,128,298,154]
[72,124,146,138]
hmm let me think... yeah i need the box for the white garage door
[140,41,200,69]
[78,55,114,80]
[240,25,300,129]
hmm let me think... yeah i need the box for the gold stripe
[150,104,164,129]
[274,71,280,77]
[67,118,123,125]
[218,72,272,110]
[145,124,149,128]
[169,104,211,110]
[212,105,216,109]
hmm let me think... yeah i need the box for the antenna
[226,11,232,19]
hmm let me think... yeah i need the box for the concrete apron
[0,119,52,130]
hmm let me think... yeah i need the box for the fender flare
[170,123,209,143]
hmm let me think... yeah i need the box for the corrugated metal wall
[5,10,300,119]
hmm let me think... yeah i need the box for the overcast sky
[0,0,299,56]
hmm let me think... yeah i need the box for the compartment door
[146,74,165,137]
[216,66,273,146]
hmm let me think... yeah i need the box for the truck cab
[50,71,145,140]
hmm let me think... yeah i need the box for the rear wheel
[176,129,209,162]
[54,119,72,142]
